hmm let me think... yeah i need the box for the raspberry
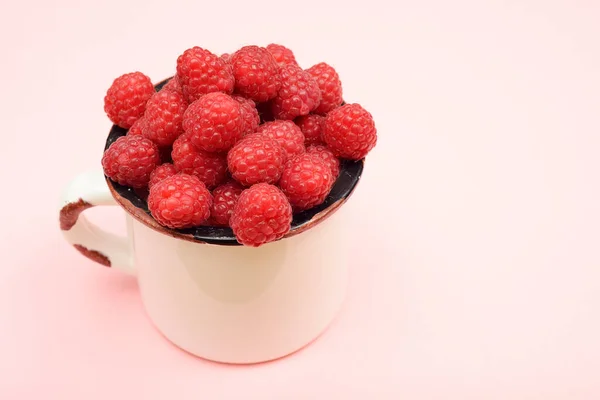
[220,53,234,76]
[104,72,154,128]
[255,120,305,161]
[233,95,260,135]
[182,92,244,153]
[294,114,325,146]
[220,53,232,64]
[127,115,147,136]
[171,134,228,189]
[323,103,377,160]
[148,174,212,229]
[148,163,177,189]
[266,44,298,66]
[176,46,234,103]
[279,153,333,211]
[142,90,187,147]
[306,144,340,179]
[227,135,286,186]
[272,64,321,120]
[161,76,183,94]
[231,46,281,102]
[210,180,244,226]
[306,62,343,114]
[230,183,292,247]
[101,134,160,188]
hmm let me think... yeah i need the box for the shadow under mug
[58,79,364,364]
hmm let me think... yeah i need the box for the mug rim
[104,78,365,246]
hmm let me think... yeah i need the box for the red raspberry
[230,183,292,247]
[148,163,177,189]
[306,62,343,114]
[101,134,160,188]
[256,120,305,161]
[306,144,340,179]
[127,115,147,136]
[171,134,228,189]
[183,92,244,153]
[294,114,325,146]
[233,95,260,135]
[161,76,183,94]
[279,153,334,211]
[142,89,187,147]
[231,46,281,102]
[266,44,298,66]
[210,180,244,226]
[227,135,286,186]
[272,64,321,120]
[104,72,154,128]
[148,174,212,229]
[220,53,234,76]
[176,46,234,103]
[220,53,232,63]
[323,103,377,160]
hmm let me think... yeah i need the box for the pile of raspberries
[102,44,377,247]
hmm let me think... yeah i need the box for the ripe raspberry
[231,46,281,102]
[233,95,259,135]
[161,76,183,94]
[272,64,321,120]
[220,53,234,76]
[171,134,228,189]
[142,89,187,147]
[101,134,160,188]
[183,92,244,153]
[210,180,244,226]
[294,114,325,146]
[148,163,177,189]
[176,46,234,103]
[279,153,334,211]
[323,103,377,160]
[220,53,232,63]
[127,115,147,136]
[306,144,340,179]
[227,135,286,186]
[256,120,305,161]
[104,72,154,128]
[230,183,292,247]
[266,44,298,66]
[148,174,212,229]
[306,62,343,114]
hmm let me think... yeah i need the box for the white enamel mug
[59,119,364,364]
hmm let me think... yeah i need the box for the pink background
[1,0,599,398]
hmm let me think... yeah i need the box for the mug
[58,81,364,364]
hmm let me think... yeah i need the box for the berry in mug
[101,43,377,246]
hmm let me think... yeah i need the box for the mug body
[129,206,349,364]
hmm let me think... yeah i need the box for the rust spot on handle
[73,244,111,267]
[60,199,92,231]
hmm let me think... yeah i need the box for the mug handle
[59,170,134,275]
